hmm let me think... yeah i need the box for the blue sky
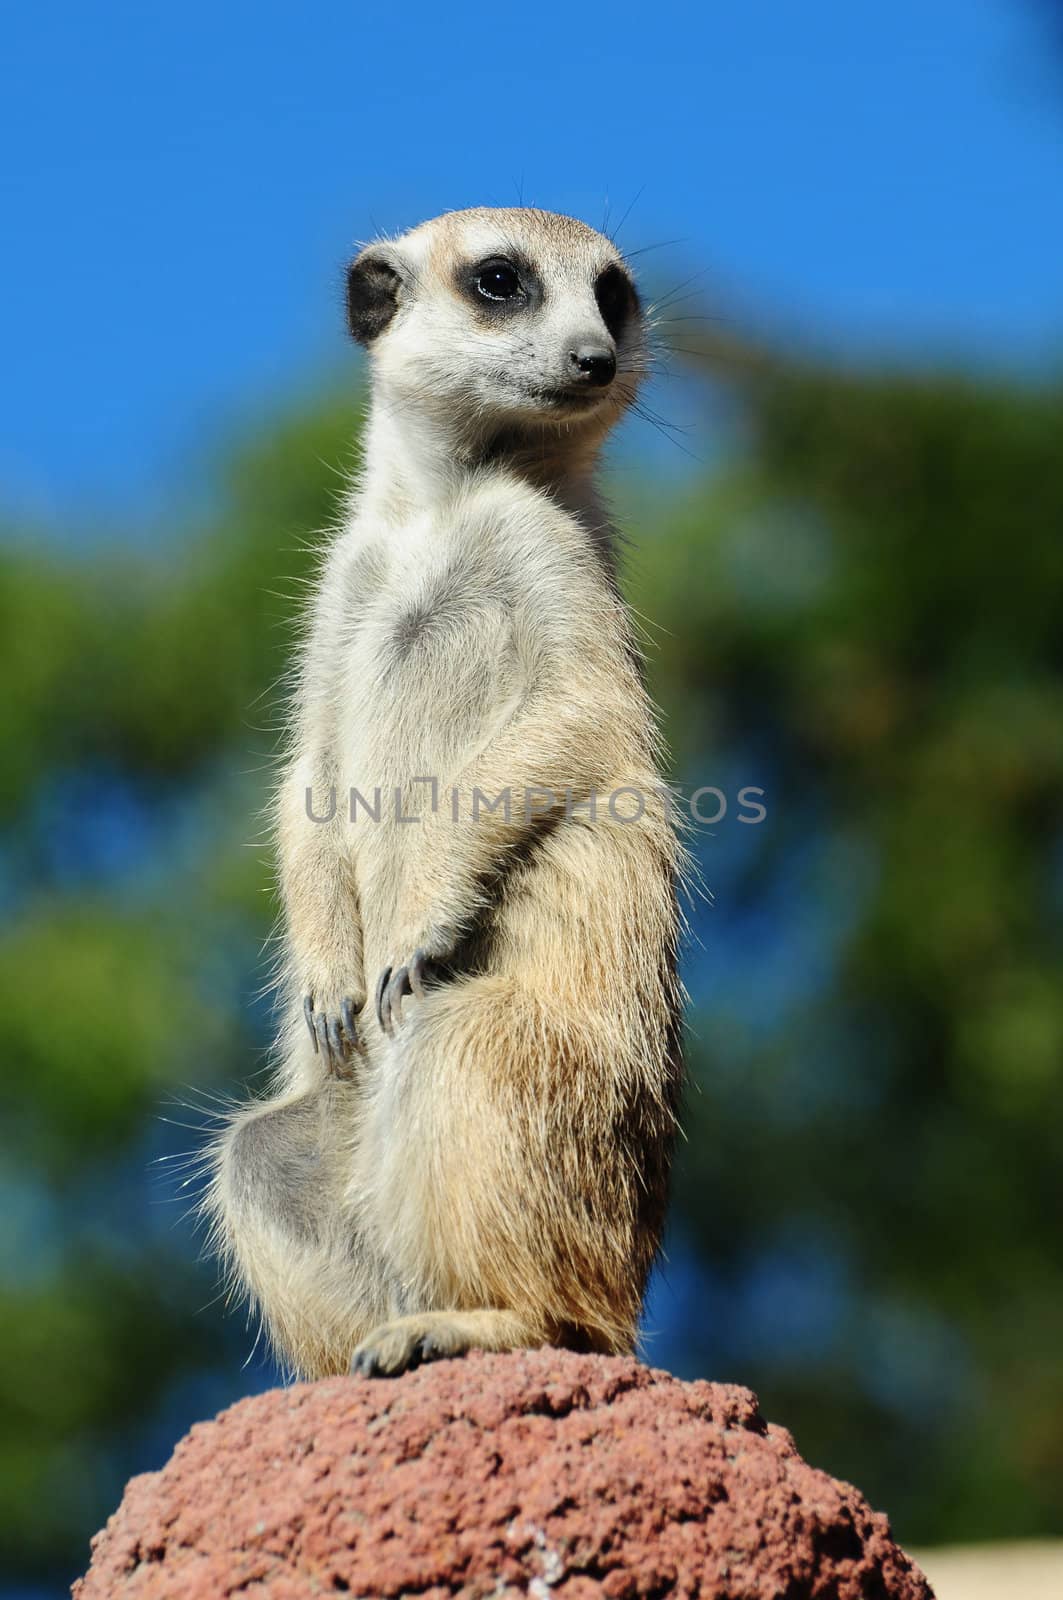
[3,0,1062,525]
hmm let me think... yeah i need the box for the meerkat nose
[569,347,617,387]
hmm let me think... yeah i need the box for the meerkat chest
[340,519,528,777]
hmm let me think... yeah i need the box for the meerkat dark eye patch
[594,264,637,340]
[473,256,528,302]
[476,260,523,301]
[460,255,538,318]
[346,249,402,345]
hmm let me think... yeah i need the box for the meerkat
[207,206,684,1379]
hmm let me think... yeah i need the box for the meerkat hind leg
[217,1085,390,1376]
[349,1308,542,1378]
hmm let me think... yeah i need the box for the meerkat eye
[475,260,524,302]
[595,264,636,339]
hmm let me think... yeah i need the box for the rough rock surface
[74,1348,933,1599]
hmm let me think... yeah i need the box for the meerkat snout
[568,344,617,387]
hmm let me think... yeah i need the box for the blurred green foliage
[1,345,1061,1588]
[644,343,1063,1543]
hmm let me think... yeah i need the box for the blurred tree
[636,330,1063,1542]
[0,396,363,1583]
[1,343,1061,1589]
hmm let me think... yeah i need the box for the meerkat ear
[346,246,403,345]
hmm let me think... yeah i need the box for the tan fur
[206,207,684,1378]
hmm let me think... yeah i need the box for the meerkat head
[345,207,646,450]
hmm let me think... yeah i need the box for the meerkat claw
[409,947,430,998]
[304,994,361,1070]
[388,965,413,1029]
[374,950,442,1033]
[375,966,392,1034]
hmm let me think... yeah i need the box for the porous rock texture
[74,1348,933,1599]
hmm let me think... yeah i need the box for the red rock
[73,1348,933,1598]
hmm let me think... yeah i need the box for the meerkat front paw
[303,992,365,1072]
[375,946,446,1035]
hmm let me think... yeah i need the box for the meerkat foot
[303,993,363,1072]
[375,947,438,1035]
[349,1309,541,1377]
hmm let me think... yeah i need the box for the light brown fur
[206,208,683,1378]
